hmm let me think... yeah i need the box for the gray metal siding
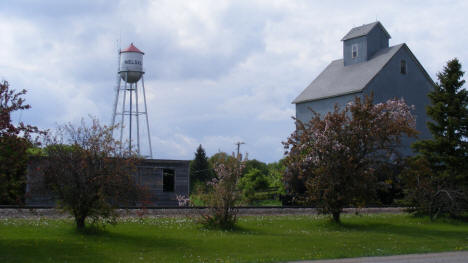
[295,47,433,157]
[136,160,190,206]
[295,93,362,124]
[343,25,389,67]
[363,47,433,155]
[294,23,432,157]
[366,25,389,58]
[293,44,403,104]
[26,159,190,207]
[343,36,367,66]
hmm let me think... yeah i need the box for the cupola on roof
[341,21,391,41]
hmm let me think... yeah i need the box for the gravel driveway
[289,251,468,263]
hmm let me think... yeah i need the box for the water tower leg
[142,77,153,158]
[111,75,121,131]
[129,82,133,154]
[111,48,121,134]
[135,82,141,156]
[119,74,128,151]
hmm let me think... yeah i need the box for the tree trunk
[332,211,341,223]
[75,216,86,229]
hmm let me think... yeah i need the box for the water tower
[111,43,153,158]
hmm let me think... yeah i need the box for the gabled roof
[341,21,391,41]
[292,44,404,104]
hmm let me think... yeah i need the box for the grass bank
[0,214,467,262]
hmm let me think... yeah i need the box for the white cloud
[1,0,467,162]
[152,133,198,159]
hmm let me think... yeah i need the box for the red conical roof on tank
[121,43,144,54]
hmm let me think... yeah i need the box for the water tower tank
[119,43,144,83]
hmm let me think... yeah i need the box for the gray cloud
[1,0,467,162]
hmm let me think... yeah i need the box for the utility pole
[235,141,245,156]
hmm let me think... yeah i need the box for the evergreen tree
[413,58,468,186]
[408,58,468,219]
[190,144,213,192]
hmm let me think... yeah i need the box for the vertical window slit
[352,44,358,59]
[401,60,407,74]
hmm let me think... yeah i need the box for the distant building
[135,159,190,206]
[292,22,434,155]
[26,158,190,207]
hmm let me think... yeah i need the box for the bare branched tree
[40,117,142,229]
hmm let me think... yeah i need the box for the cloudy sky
[1,0,467,162]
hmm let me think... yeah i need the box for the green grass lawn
[0,214,467,263]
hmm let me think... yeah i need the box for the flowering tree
[284,95,418,222]
[199,152,245,229]
[176,194,191,207]
[0,81,43,204]
[40,118,142,229]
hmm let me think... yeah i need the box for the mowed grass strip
[0,214,467,263]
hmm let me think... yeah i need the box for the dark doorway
[163,169,175,192]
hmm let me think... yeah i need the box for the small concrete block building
[293,22,434,155]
